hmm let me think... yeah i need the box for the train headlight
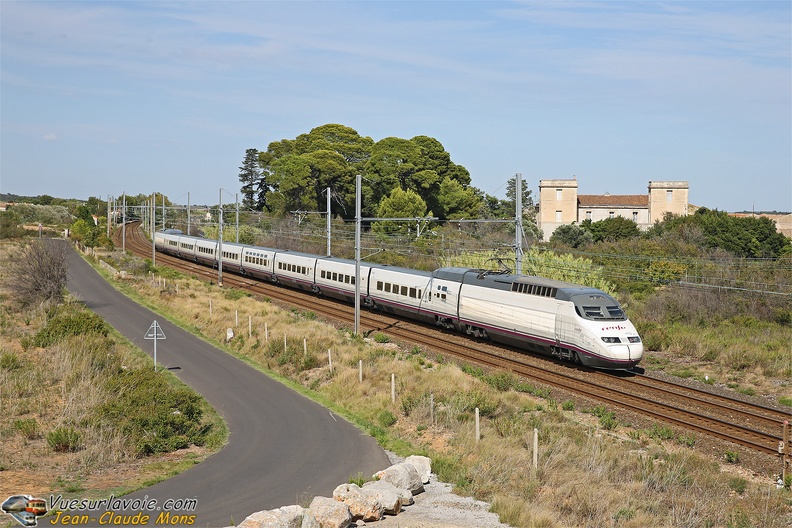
[628,336,642,343]
[601,337,621,343]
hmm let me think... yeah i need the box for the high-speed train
[154,230,643,369]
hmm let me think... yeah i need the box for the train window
[401,286,408,296]
[345,275,350,284]
[583,306,604,318]
[351,276,355,285]
[383,283,390,293]
[332,272,338,281]
[409,287,416,298]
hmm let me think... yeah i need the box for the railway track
[113,223,790,466]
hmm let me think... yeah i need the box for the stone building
[538,178,689,241]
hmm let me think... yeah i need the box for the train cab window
[582,306,604,319]
[607,306,625,319]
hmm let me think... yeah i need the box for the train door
[555,304,566,347]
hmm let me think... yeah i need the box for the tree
[239,148,262,210]
[254,124,473,220]
[6,239,71,307]
[651,208,791,258]
[372,187,429,237]
[582,217,641,243]
[436,177,482,220]
[550,223,594,248]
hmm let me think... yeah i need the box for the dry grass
[94,251,792,528]
[0,242,224,503]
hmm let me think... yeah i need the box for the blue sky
[1,1,790,212]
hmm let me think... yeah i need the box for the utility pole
[151,193,156,267]
[326,187,331,256]
[354,175,361,336]
[122,193,126,253]
[515,173,523,275]
[218,189,224,287]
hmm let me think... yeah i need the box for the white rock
[374,462,424,496]
[303,496,352,528]
[333,483,384,522]
[360,480,404,513]
[404,455,432,484]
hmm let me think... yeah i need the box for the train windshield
[571,293,626,321]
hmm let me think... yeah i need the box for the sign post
[144,320,166,371]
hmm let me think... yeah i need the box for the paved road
[64,244,391,527]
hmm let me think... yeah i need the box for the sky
[1,1,790,212]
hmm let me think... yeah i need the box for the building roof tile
[577,194,648,207]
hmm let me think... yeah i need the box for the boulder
[373,462,424,495]
[360,480,405,512]
[303,496,352,528]
[404,455,432,484]
[332,483,383,522]
[237,505,304,528]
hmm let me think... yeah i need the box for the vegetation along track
[115,223,789,464]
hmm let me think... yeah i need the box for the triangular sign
[144,320,166,340]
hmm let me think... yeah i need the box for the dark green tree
[239,148,262,210]
[372,187,429,237]
[582,216,642,243]
[550,223,594,248]
[657,208,791,258]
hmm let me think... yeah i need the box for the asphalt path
[63,244,391,527]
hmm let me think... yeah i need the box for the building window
[609,211,615,219]
[632,211,638,222]
[666,190,673,202]
[585,210,592,221]
[556,189,563,201]
[555,210,562,222]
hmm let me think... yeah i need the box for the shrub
[728,477,747,494]
[483,371,516,392]
[372,333,390,344]
[98,368,209,456]
[34,304,110,348]
[0,351,21,370]
[6,239,70,306]
[377,410,397,427]
[47,426,81,452]
[724,450,740,463]
[14,418,40,440]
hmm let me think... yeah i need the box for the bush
[98,368,209,456]
[47,426,81,452]
[34,304,110,347]
[377,410,397,427]
[0,351,22,370]
[6,239,70,306]
[14,418,40,440]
